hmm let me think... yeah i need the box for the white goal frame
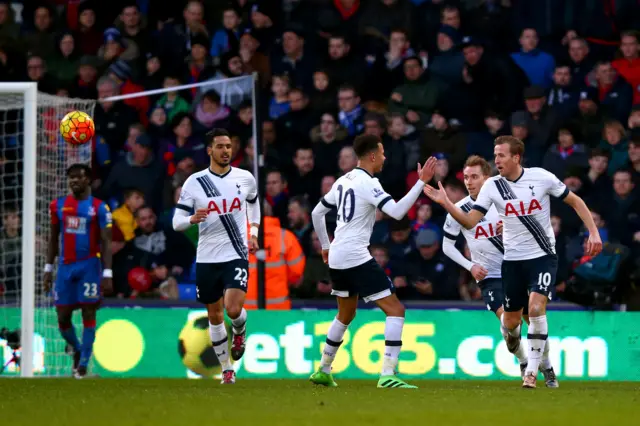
[0,82,38,377]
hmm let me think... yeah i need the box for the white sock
[382,316,404,376]
[231,308,247,335]
[319,318,348,374]
[209,322,233,372]
[540,333,552,370]
[500,319,528,364]
[525,315,548,376]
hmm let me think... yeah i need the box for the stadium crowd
[0,0,639,309]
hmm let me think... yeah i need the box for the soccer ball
[60,110,95,145]
[178,315,231,377]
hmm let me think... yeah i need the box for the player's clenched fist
[190,208,209,224]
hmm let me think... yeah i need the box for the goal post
[0,82,38,377]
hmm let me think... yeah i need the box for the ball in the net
[60,110,95,145]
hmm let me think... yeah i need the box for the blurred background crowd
[0,0,639,309]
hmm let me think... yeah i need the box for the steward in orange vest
[246,216,305,309]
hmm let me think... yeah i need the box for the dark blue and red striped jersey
[49,195,112,264]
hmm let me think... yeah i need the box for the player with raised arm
[310,134,436,389]
[441,156,531,377]
[425,136,602,388]
[172,128,260,385]
[44,164,113,379]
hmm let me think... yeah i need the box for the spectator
[47,32,80,87]
[155,75,191,123]
[421,110,466,172]
[93,76,139,156]
[338,146,358,175]
[248,2,277,53]
[193,90,231,130]
[187,32,216,92]
[411,198,439,234]
[605,169,640,247]
[323,33,363,91]
[388,56,444,125]
[143,51,165,99]
[0,205,20,294]
[287,196,314,256]
[210,6,241,58]
[366,28,415,99]
[567,38,593,89]
[70,56,99,99]
[585,148,613,198]
[465,110,508,161]
[309,70,336,118]
[238,29,271,88]
[429,25,464,86]
[521,85,562,165]
[311,112,349,177]
[406,228,459,300]
[107,60,150,126]
[570,88,607,148]
[271,25,315,91]
[117,3,151,58]
[599,120,630,176]
[102,134,165,213]
[276,88,315,148]
[269,74,291,120]
[387,113,421,175]
[114,206,192,298]
[593,60,634,124]
[0,2,19,43]
[265,169,289,226]
[511,28,555,89]
[25,54,57,94]
[24,5,56,59]
[337,84,365,137]
[629,137,640,182]
[160,113,207,173]
[542,127,589,180]
[71,2,102,56]
[612,31,640,105]
[287,147,321,203]
[298,231,331,299]
[547,63,578,120]
[98,27,139,65]
[359,0,413,51]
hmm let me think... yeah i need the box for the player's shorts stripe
[527,333,548,340]
[472,205,487,214]
[326,338,342,347]
[444,231,458,240]
[176,203,191,212]
[377,195,393,210]
[487,236,505,253]
[247,194,258,203]
[517,215,554,255]
[554,187,570,200]
[385,340,402,346]
[321,197,335,208]
[212,336,228,346]
[219,214,248,260]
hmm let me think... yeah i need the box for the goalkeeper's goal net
[0,74,258,377]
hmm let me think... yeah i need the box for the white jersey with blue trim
[472,167,569,261]
[177,167,258,263]
[443,195,504,279]
[322,167,394,269]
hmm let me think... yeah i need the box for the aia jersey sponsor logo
[65,216,87,234]
[474,223,498,239]
[207,198,242,215]
[504,199,542,217]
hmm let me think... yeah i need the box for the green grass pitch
[2,379,638,425]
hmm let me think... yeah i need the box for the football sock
[59,324,81,352]
[525,315,548,376]
[231,308,247,335]
[382,316,404,376]
[209,322,233,371]
[80,319,96,368]
[540,334,552,370]
[499,315,527,364]
[319,318,348,374]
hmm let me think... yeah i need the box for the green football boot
[377,375,418,389]
[309,369,338,387]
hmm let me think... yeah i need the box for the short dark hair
[123,188,144,200]
[66,163,92,178]
[338,84,358,96]
[134,205,154,218]
[589,147,609,159]
[353,134,381,158]
[206,128,231,146]
[202,90,221,105]
[443,178,466,193]
[289,195,310,213]
[494,135,525,157]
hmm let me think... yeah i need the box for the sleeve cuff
[247,195,258,203]
[321,197,335,208]
[176,203,192,212]
[555,187,570,200]
[444,231,458,240]
[472,205,487,214]
[377,195,393,210]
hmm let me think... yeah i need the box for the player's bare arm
[563,191,603,256]
[44,220,60,293]
[424,182,484,229]
[100,226,113,295]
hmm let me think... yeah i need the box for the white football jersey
[443,195,503,280]
[322,168,393,269]
[472,167,568,261]
[177,167,258,263]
